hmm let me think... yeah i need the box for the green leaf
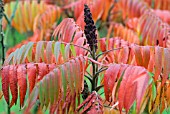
[49,72,55,105]
[60,43,66,61]
[65,44,70,61]
[66,63,74,95]
[13,48,19,64]
[17,45,26,64]
[95,20,102,29]
[162,107,170,114]
[39,81,45,108]
[115,70,125,94]
[21,42,34,63]
[4,52,14,65]
[70,45,76,57]
[131,101,136,114]
[36,41,44,62]
[53,69,60,102]
[44,76,49,108]
[46,41,54,64]
[148,72,154,77]
[152,82,156,101]
[27,43,33,62]
[139,34,143,42]
[148,72,154,85]
[72,60,78,94]
[54,42,61,64]
[60,65,67,99]
[149,77,153,85]
[27,86,39,111]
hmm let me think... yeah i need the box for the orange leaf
[162,49,170,86]
[154,47,163,81]
[0,91,3,100]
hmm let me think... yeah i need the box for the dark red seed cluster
[84,4,97,52]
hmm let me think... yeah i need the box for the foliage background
[0,0,170,114]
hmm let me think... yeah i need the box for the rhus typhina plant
[1,0,170,114]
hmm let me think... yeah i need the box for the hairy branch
[94,67,107,79]
[96,47,123,59]
[95,85,104,92]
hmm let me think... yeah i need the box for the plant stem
[84,74,93,83]
[0,0,11,111]
[95,85,104,92]
[96,47,123,59]
[0,19,5,64]
[94,67,107,79]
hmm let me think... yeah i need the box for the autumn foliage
[0,0,170,114]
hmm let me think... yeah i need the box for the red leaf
[118,65,149,112]
[118,65,135,111]
[48,63,56,71]
[153,10,170,24]
[1,66,10,104]
[98,38,106,52]
[27,63,37,94]
[17,64,27,108]
[73,30,84,43]
[75,57,83,93]
[65,62,75,95]
[37,63,48,81]
[104,64,149,112]
[135,72,149,111]
[74,37,87,56]
[124,82,137,111]
[118,47,129,64]
[9,65,18,107]
[104,64,121,101]
[46,41,53,64]
[76,91,103,114]
[53,18,82,43]
[53,68,61,102]
[79,56,86,90]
